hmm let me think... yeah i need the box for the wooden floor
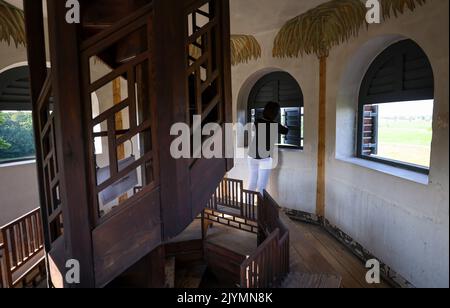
[280,214,392,288]
[170,216,392,288]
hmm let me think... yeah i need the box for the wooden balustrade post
[1,231,12,288]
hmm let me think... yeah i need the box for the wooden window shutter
[361,105,378,156]
[282,108,302,148]
[251,108,264,123]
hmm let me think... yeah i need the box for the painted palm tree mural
[0,0,25,47]
[229,34,262,66]
[381,0,427,19]
[273,0,428,218]
[190,34,261,66]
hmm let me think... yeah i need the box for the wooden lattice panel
[81,8,159,223]
[186,0,223,127]
[36,76,63,243]
[204,209,258,234]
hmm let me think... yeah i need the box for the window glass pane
[369,100,433,168]
[0,111,35,163]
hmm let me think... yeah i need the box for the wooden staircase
[24,0,232,288]
[80,0,149,66]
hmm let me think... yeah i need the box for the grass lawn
[375,119,432,167]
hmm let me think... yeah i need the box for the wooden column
[23,0,50,251]
[152,0,192,238]
[46,0,95,287]
[23,0,52,288]
[219,0,234,172]
[316,56,327,219]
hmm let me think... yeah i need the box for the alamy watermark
[170,115,280,169]
[366,0,382,24]
[366,259,381,284]
[65,259,80,285]
[65,0,80,24]
[64,0,382,25]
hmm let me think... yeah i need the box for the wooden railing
[241,190,259,222]
[240,191,290,288]
[258,191,282,235]
[205,178,259,234]
[204,178,290,288]
[0,208,45,288]
[206,178,259,221]
[0,242,6,288]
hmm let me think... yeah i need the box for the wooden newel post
[46,0,95,287]
[316,55,327,219]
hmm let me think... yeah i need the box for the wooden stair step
[175,263,208,289]
[165,257,176,288]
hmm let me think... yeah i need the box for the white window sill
[335,155,430,185]
[0,159,36,168]
[278,147,304,153]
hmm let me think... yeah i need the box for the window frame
[247,71,304,150]
[0,66,36,165]
[0,110,36,165]
[357,40,434,175]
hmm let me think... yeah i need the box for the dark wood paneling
[165,239,204,267]
[106,245,166,288]
[23,0,51,257]
[219,0,234,172]
[46,0,95,287]
[204,242,245,284]
[153,0,193,240]
[92,189,162,288]
[190,158,227,218]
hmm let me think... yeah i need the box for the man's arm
[279,123,289,135]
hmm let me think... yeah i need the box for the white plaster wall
[0,162,39,226]
[227,29,320,214]
[0,42,39,227]
[326,1,449,288]
[230,0,449,287]
[0,6,50,227]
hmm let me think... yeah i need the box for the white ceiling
[230,0,326,34]
[6,0,327,35]
[5,0,23,10]
[5,0,48,15]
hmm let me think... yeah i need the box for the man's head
[263,101,281,121]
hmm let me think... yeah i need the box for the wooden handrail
[0,242,5,288]
[0,208,44,288]
[207,178,259,222]
[206,178,290,288]
[240,189,290,289]
[240,227,289,288]
[0,208,41,230]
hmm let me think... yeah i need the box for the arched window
[0,65,35,164]
[358,39,434,174]
[248,72,304,149]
